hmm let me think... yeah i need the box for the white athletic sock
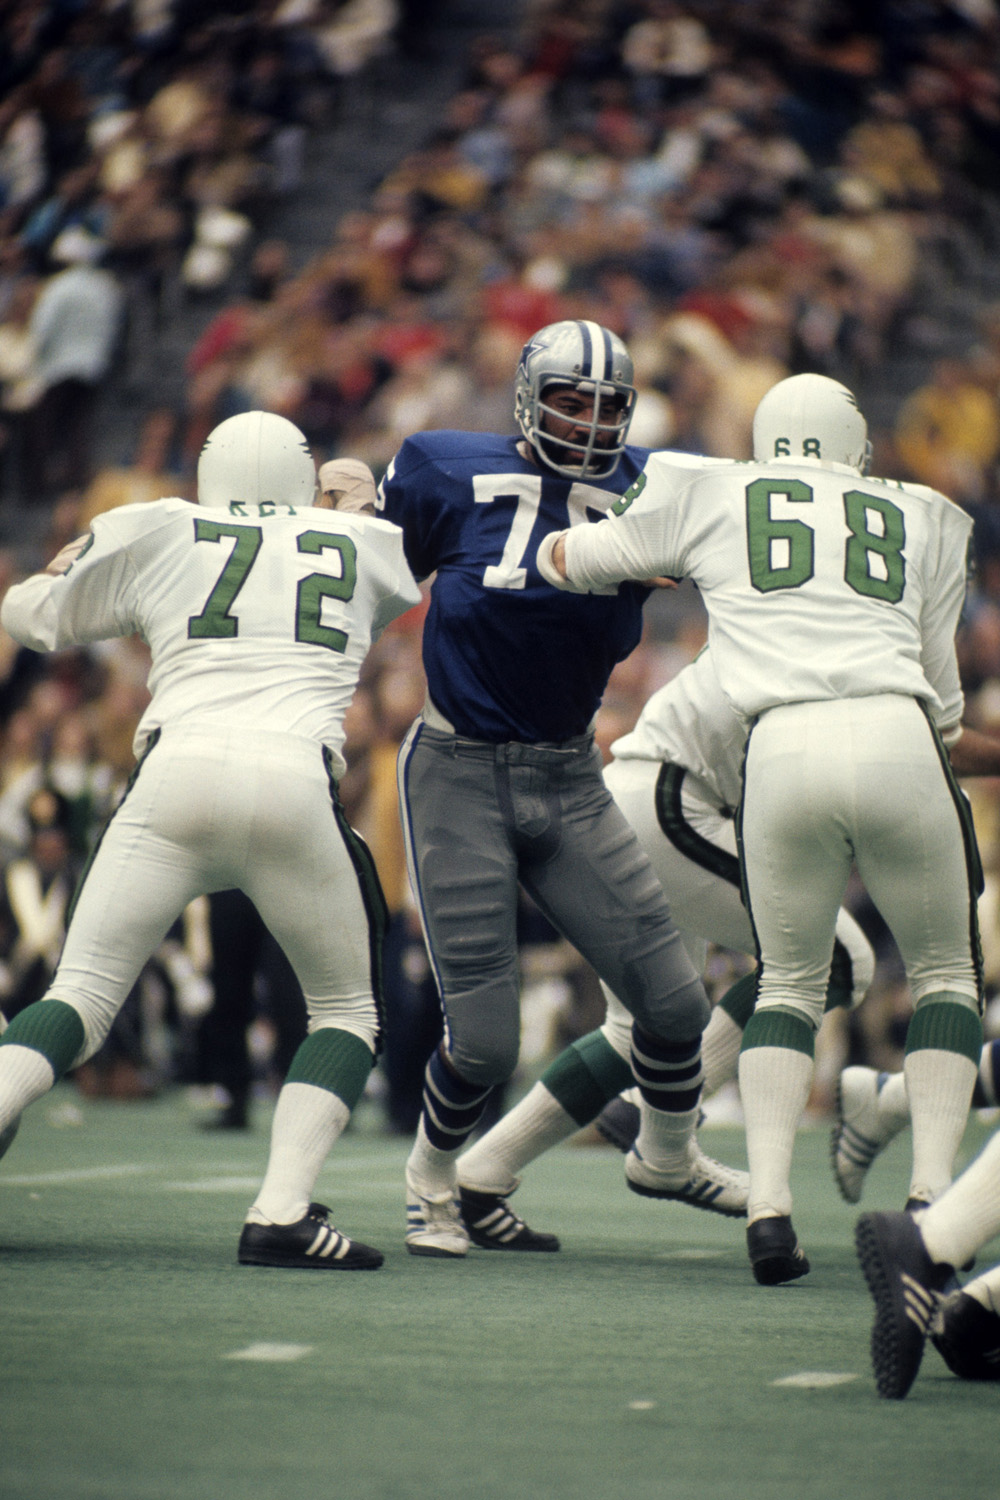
[905,1047,977,1202]
[0,1044,56,1130]
[406,1115,460,1193]
[247,1082,351,1226]
[634,1102,700,1175]
[456,1082,576,1194]
[738,1045,813,1221]
[701,1007,742,1097]
[919,1130,1000,1272]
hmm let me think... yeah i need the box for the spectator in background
[0,273,41,505]
[76,409,190,528]
[895,354,1000,504]
[0,783,80,1024]
[25,225,123,501]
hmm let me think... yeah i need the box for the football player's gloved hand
[318,458,377,514]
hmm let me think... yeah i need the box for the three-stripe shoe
[855,1209,954,1398]
[830,1067,904,1203]
[458,1186,560,1251]
[624,1142,749,1217]
[238,1202,384,1269]
[405,1167,470,1257]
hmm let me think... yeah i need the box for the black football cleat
[458,1186,560,1251]
[747,1215,810,1285]
[594,1096,640,1153]
[855,1210,954,1398]
[238,1202,383,1269]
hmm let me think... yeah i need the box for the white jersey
[552,457,971,734]
[1,498,422,776]
[610,648,744,812]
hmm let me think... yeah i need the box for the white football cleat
[405,1166,470,1258]
[625,1141,748,1217]
[831,1066,906,1204]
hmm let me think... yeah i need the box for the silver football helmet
[515,320,637,480]
[752,373,871,473]
[197,410,317,507]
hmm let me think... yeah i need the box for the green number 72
[187,520,357,652]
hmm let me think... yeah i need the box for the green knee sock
[540,1030,633,1127]
[1,1001,86,1077]
[284,1029,373,1111]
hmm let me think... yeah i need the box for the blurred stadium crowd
[1,0,1000,1123]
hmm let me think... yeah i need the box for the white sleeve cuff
[536,529,585,592]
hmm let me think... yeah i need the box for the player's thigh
[527,769,704,1029]
[605,757,752,952]
[245,797,381,1012]
[53,754,207,1036]
[850,707,979,998]
[741,708,854,1010]
[397,727,521,986]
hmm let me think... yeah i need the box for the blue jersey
[377,430,651,742]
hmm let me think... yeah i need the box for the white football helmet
[752,373,871,472]
[514,319,637,480]
[197,411,317,507]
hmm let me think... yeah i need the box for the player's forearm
[537,518,649,593]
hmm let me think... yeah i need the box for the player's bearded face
[538,387,626,468]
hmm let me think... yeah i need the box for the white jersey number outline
[473,474,621,591]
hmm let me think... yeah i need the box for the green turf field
[1,1086,997,1500]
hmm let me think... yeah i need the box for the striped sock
[417,1047,493,1154]
[631,1026,703,1171]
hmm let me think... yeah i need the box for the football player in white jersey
[539,373,985,1286]
[0,412,422,1270]
[455,646,875,1245]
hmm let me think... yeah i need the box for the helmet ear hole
[752,374,868,471]
[515,320,637,480]
[198,411,317,508]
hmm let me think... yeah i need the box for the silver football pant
[397,720,709,1087]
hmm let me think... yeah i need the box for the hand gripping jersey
[376,430,654,743]
[1,497,421,776]
[550,458,972,737]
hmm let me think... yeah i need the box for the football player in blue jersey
[377,319,748,1256]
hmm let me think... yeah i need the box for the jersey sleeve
[547,456,693,592]
[918,495,973,739]
[369,525,424,637]
[376,437,450,582]
[0,511,140,651]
